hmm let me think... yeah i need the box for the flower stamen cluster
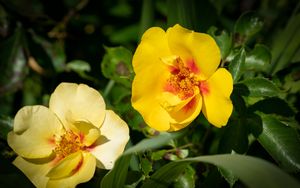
[166,58,199,100]
[54,131,84,159]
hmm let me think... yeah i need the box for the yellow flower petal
[49,83,106,129]
[91,110,129,169]
[7,106,63,159]
[132,27,174,132]
[13,156,53,188]
[69,119,100,147]
[169,94,202,130]
[47,151,83,179]
[133,27,171,73]
[202,68,233,127]
[47,152,96,188]
[167,24,221,80]
[159,90,202,130]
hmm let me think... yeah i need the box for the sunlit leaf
[240,78,281,97]
[258,115,300,172]
[143,154,300,188]
[234,11,263,45]
[229,47,246,83]
[244,44,271,72]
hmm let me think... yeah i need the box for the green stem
[103,80,115,97]
[139,0,154,38]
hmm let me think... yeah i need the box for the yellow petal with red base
[167,24,221,80]
[202,68,233,127]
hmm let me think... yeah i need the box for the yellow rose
[7,83,129,187]
[131,24,233,131]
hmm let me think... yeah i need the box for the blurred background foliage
[0,0,300,187]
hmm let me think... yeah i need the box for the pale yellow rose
[8,83,129,188]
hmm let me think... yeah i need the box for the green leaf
[173,165,196,188]
[143,154,300,188]
[269,7,300,74]
[66,60,95,81]
[219,119,248,154]
[151,150,167,161]
[245,113,263,138]
[100,154,132,188]
[258,115,300,172]
[101,46,133,88]
[124,131,184,155]
[0,115,13,140]
[101,131,184,188]
[228,47,246,83]
[234,11,263,45]
[207,26,232,60]
[0,27,27,95]
[141,161,191,188]
[244,44,271,72]
[218,167,238,188]
[249,97,295,117]
[240,78,281,97]
[140,158,153,176]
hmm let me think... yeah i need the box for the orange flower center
[54,131,84,159]
[165,58,202,100]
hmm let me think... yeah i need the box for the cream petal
[47,152,96,188]
[91,110,129,169]
[13,156,53,188]
[49,83,106,129]
[7,106,63,159]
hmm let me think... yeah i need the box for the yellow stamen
[54,131,84,159]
